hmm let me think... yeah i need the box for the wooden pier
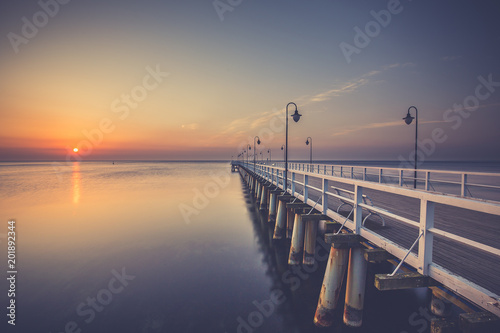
[232,161,500,332]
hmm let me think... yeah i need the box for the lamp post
[305,136,312,164]
[403,106,418,188]
[284,102,302,192]
[253,136,261,172]
[268,149,272,164]
[245,144,251,166]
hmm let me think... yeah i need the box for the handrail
[250,160,500,202]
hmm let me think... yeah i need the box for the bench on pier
[331,186,386,227]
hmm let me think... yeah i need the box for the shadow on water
[236,175,460,333]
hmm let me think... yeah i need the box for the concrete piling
[256,181,262,203]
[288,212,304,265]
[431,289,452,317]
[286,208,295,239]
[273,199,287,239]
[268,192,278,222]
[303,219,318,265]
[343,247,368,327]
[259,185,268,211]
[313,246,349,327]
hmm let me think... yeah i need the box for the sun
[73,148,79,153]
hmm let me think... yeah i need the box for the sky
[1,0,499,161]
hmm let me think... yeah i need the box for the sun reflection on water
[72,162,81,204]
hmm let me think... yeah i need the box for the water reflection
[72,162,81,204]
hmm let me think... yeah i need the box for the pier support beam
[459,312,500,333]
[375,272,437,290]
[259,185,268,211]
[313,246,349,327]
[286,207,295,239]
[343,247,368,327]
[273,195,293,239]
[303,220,318,265]
[364,248,393,263]
[288,212,304,265]
[302,214,330,265]
[431,289,452,317]
[431,318,457,333]
[268,190,279,222]
[256,181,262,202]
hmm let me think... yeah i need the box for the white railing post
[351,167,354,179]
[304,174,309,203]
[322,178,329,214]
[324,165,326,175]
[425,172,431,191]
[461,174,468,197]
[332,166,334,176]
[363,168,367,181]
[379,169,383,184]
[399,169,403,186]
[291,172,296,195]
[353,185,363,234]
[418,199,435,276]
[341,166,344,177]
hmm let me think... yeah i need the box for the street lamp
[268,149,272,164]
[285,102,302,192]
[403,106,418,188]
[305,136,312,164]
[253,136,261,172]
[245,144,251,165]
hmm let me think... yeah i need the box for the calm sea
[0,161,496,333]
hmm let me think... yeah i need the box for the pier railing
[234,161,500,316]
[254,161,500,202]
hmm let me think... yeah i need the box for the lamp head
[306,139,309,145]
[281,146,284,151]
[403,112,414,125]
[291,109,302,123]
[257,139,261,145]
[248,146,251,150]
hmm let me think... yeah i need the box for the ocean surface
[0,161,497,333]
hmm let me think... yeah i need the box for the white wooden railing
[246,161,500,202]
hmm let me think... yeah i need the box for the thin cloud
[332,119,445,137]
[309,62,416,103]
[311,78,369,102]
[181,123,200,130]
